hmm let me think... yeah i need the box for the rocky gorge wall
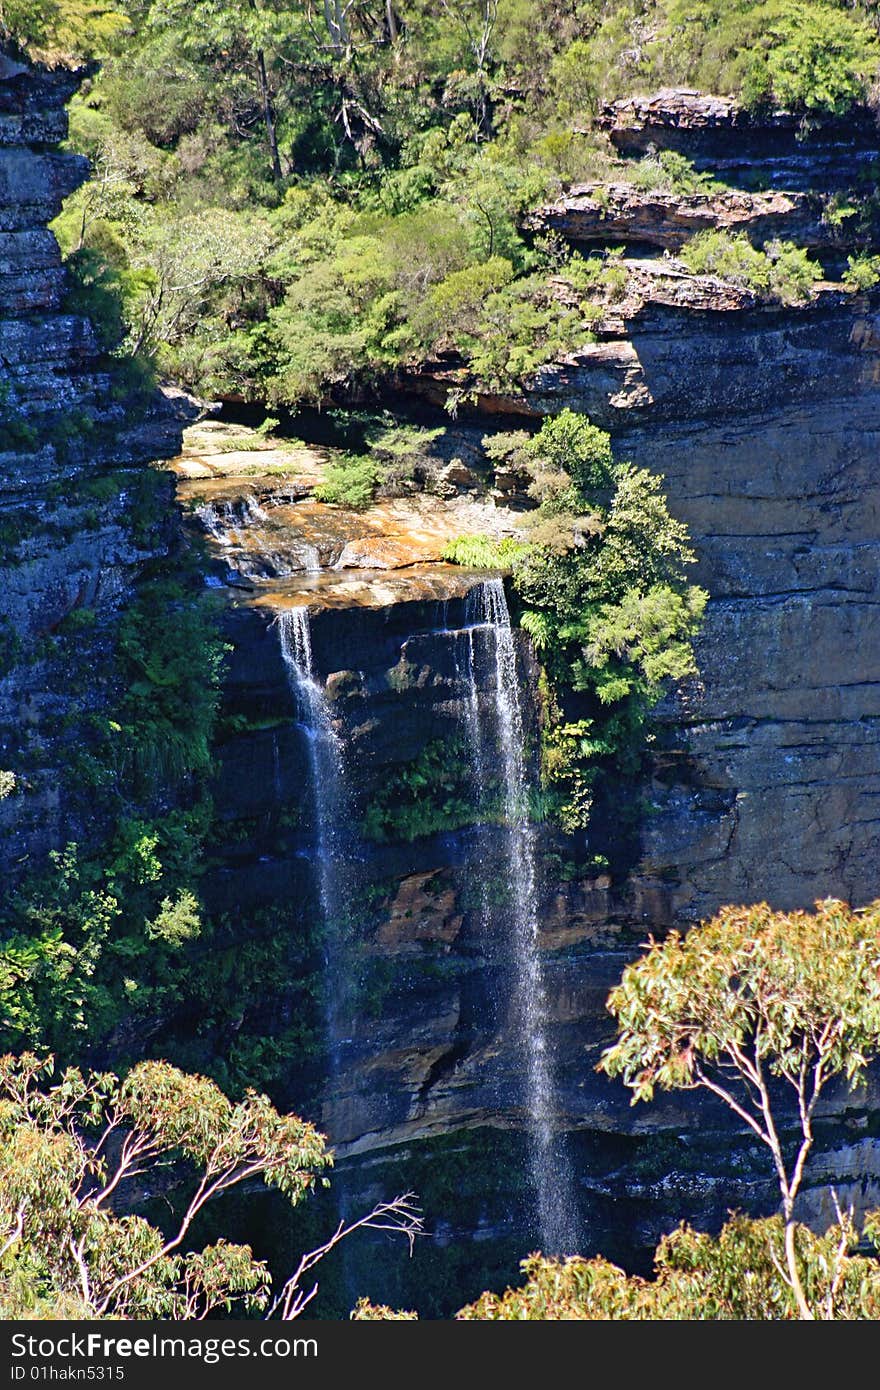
[5,61,880,1310]
[188,96,880,1298]
[0,55,188,871]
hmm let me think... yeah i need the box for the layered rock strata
[531,183,877,255]
[193,92,880,1271]
[0,56,186,871]
[597,87,880,189]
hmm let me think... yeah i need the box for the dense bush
[844,251,880,291]
[446,411,706,832]
[457,1213,880,1319]
[679,230,822,303]
[16,0,866,411]
[0,562,227,1060]
[660,0,879,113]
[314,454,385,511]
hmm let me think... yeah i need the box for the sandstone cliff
[182,93,880,1279]
[0,57,187,869]
[5,65,880,1300]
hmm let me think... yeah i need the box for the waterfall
[276,607,349,1066]
[278,605,362,1304]
[277,592,578,1255]
[460,578,580,1256]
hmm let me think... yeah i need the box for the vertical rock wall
[0,56,185,869]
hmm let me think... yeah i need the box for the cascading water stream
[276,607,350,1078]
[459,578,580,1256]
[277,593,577,1254]
[278,605,364,1305]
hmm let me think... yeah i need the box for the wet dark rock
[0,54,189,874]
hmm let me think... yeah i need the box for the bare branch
[0,1205,25,1261]
[824,1189,853,1320]
[268,1193,423,1321]
[692,1062,770,1146]
[68,1237,93,1311]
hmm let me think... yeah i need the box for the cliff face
[0,59,190,871]
[596,87,880,189]
[397,97,880,928]
[519,295,880,923]
[183,94,880,1274]
[521,99,880,925]
[6,66,880,1294]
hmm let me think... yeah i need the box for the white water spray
[276,607,349,1059]
[460,578,580,1255]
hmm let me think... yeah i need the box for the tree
[454,1211,880,1319]
[599,899,880,1319]
[0,1053,421,1319]
[137,0,317,181]
[439,0,499,137]
[129,208,275,362]
[0,0,127,59]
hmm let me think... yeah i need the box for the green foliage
[461,269,598,394]
[412,256,515,349]
[0,617,22,678]
[660,1,880,114]
[41,0,870,415]
[0,388,38,453]
[146,888,201,946]
[0,812,207,1050]
[601,898,880,1316]
[61,247,128,353]
[115,574,226,787]
[363,738,479,843]
[447,412,705,831]
[457,1211,880,1319]
[601,898,880,1106]
[352,1297,418,1319]
[679,231,822,304]
[0,0,127,59]
[0,557,228,1061]
[313,454,384,511]
[441,534,528,569]
[630,150,722,195]
[525,408,615,494]
[0,1052,330,1318]
[843,252,880,291]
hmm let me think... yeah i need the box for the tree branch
[268,1193,423,1320]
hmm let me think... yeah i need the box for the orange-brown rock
[374,870,463,949]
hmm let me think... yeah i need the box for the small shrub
[363,738,479,842]
[843,252,880,292]
[313,454,384,510]
[462,270,599,392]
[629,151,721,196]
[442,535,529,569]
[679,231,821,304]
[61,607,98,633]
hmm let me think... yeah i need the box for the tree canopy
[600,898,880,1316]
[0,1053,420,1319]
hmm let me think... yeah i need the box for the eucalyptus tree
[0,1053,421,1318]
[600,898,880,1319]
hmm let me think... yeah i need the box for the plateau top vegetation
[2,0,879,410]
